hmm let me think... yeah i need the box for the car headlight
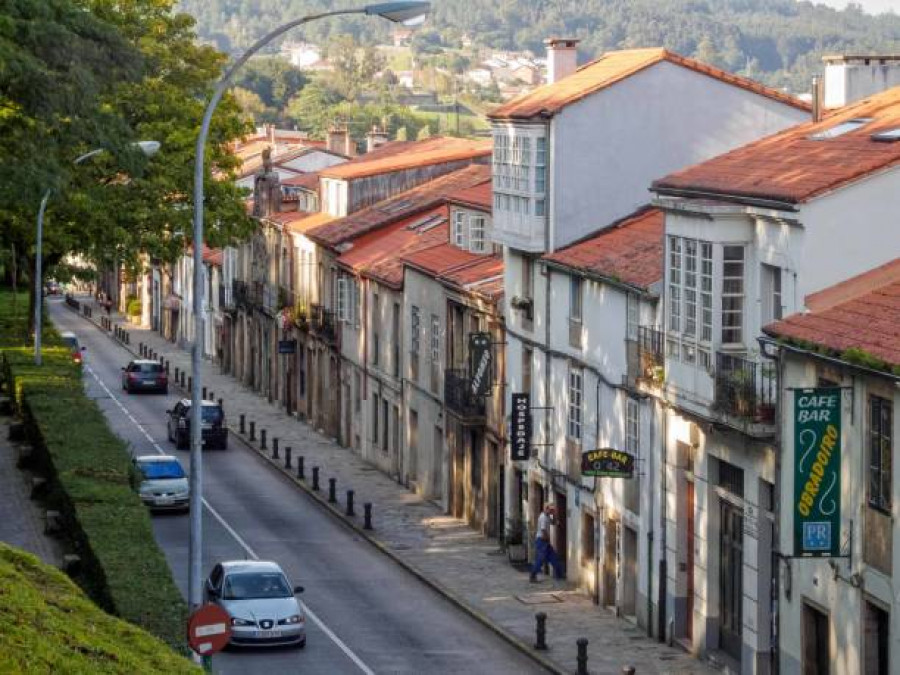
[175,490,189,498]
[278,615,303,625]
[231,617,254,626]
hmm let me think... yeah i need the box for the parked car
[60,331,85,364]
[121,360,168,394]
[166,399,227,450]
[44,280,61,296]
[206,560,306,648]
[132,455,189,513]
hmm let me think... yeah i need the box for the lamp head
[365,2,430,25]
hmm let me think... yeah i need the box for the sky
[813,0,899,13]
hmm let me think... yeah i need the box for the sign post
[469,332,492,397]
[581,448,635,478]
[510,392,531,461]
[793,388,841,557]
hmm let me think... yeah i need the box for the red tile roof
[338,206,450,288]
[764,258,900,368]
[403,243,504,301]
[404,242,485,276]
[654,86,900,205]
[542,207,664,290]
[281,173,321,192]
[319,137,491,180]
[446,179,492,212]
[309,165,492,249]
[489,48,808,120]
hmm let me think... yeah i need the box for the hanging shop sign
[581,448,634,478]
[468,332,492,397]
[510,392,531,461]
[278,339,297,355]
[793,388,842,557]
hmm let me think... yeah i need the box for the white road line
[85,363,376,675]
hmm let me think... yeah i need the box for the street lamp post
[34,141,161,365]
[188,1,430,613]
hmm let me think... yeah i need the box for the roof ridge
[806,258,900,313]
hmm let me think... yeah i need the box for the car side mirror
[293,586,305,594]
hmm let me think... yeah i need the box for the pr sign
[581,448,634,478]
[468,332,492,397]
[793,388,841,557]
[510,393,531,461]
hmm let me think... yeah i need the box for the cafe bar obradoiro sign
[794,388,842,557]
[581,448,634,478]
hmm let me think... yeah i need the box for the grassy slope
[0,543,196,674]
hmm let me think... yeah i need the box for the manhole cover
[515,593,563,605]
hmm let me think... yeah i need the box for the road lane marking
[84,363,376,675]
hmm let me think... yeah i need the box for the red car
[60,331,84,364]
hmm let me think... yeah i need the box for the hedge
[0,290,189,654]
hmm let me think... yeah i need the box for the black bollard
[180,372,186,388]
[297,455,305,480]
[328,478,337,503]
[139,342,144,356]
[260,429,267,450]
[363,503,373,530]
[346,490,355,517]
[175,367,180,381]
[159,354,164,365]
[577,638,589,675]
[202,386,207,400]
[272,437,279,459]
[125,333,130,345]
[535,612,547,650]
[285,447,292,470]
[218,398,223,408]
[165,360,170,375]
[239,414,245,435]
[209,391,214,402]
[188,376,193,392]
[312,467,320,491]
[249,421,255,441]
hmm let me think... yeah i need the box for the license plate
[256,630,282,638]
[156,497,173,505]
[143,380,156,386]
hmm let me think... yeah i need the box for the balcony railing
[233,280,249,308]
[444,368,486,423]
[310,303,337,344]
[637,326,665,382]
[713,352,777,424]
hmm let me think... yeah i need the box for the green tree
[326,36,387,101]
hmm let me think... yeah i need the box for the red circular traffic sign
[187,604,232,655]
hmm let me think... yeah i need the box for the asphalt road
[49,299,543,675]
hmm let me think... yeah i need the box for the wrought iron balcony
[232,280,249,308]
[637,326,665,383]
[310,303,337,344]
[713,352,777,425]
[444,368,486,423]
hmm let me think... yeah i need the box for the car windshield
[202,406,223,423]
[223,572,292,600]
[131,363,163,374]
[138,460,185,480]
[62,337,78,351]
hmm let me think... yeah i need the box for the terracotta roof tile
[542,207,664,290]
[309,165,492,249]
[338,206,450,288]
[654,87,900,204]
[319,137,491,180]
[403,242,484,276]
[281,173,320,192]
[489,48,808,120]
[764,258,900,367]
[446,179,493,211]
[440,255,504,301]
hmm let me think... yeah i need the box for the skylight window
[380,199,413,214]
[809,118,873,140]
[407,213,447,232]
[871,128,900,143]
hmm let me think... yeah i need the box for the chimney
[326,124,352,157]
[366,126,390,153]
[265,123,276,151]
[544,38,580,84]
[811,76,822,122]
[822,54,900,109]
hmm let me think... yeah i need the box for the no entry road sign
[187,603,232,656]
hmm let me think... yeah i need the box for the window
[522,345,533,395]
[469,216,486,253]
[410,305,420,363]
[668,236,682,333]
[372,292,380,366]
[493,131,545,216]
[392,302,400,377]
[626,398,639,457]
[567,367,583,441]
[471,433,482,489]
[372,394,379,444]
[535,136,546,194]
[382,399,389,452]
[581,512,595,567]
[453,210,466,247]
[354,372,361,413]
[522,256,533,300]
[626,292,639,341]
[868,395,893,512]
[570,276,583,323]
[762,264,783,324]
[430,315,440,362]
[721,245,745,344]
[668,236,711,366]
[809,117,872,140]
[337,277,347,322]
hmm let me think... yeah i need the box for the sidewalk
[71,296,714,675]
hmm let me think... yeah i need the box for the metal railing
[637,326,664,380]
[714,352,777,423]
[310,303,337,343]
[444,368,486,422]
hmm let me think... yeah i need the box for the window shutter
[337,277,347,322]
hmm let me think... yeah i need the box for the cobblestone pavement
[69,295,716,675]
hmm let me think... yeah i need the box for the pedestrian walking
[530,504,563,582]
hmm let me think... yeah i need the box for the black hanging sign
[278,339,297,355]
[510,392,531,461]
[581,448,634,478]
[468,332,492,397]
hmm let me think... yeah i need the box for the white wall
[551,61,809,249]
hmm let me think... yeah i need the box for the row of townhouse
[121,40,900,674]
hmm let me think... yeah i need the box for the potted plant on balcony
[294,301,309,331]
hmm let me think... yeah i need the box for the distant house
[281,42,324,69]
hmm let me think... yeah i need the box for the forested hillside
[178,0,900,91]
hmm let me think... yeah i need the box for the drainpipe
[658,402,668,642]
[594,376,604,605]
[646,397,655,638]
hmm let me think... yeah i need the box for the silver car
[133,455,189,512]
[206,561,306,648]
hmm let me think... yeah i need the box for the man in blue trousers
[530,503,564,582]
